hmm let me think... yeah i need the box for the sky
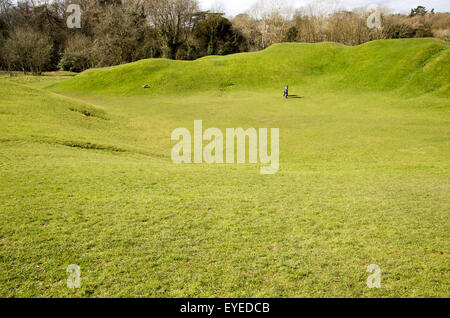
[198,0,450,17]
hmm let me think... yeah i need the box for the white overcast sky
[198,0,450,17]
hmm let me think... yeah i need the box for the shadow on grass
[286,95,303,99]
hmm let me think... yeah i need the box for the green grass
[0,39,449,297]
[53,38,449,97]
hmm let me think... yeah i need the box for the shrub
[3,27,52,74]
[218,41,235,55]
[59,34,93,72]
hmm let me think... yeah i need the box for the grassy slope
[0,39,449,297]
[53,38,449,97]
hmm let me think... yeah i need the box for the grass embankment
[53,38,449,97]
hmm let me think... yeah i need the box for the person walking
[283,85,289,99]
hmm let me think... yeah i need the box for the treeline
[0,0,448,74]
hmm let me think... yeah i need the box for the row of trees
[0,0,247,73]
[0,0,448,74]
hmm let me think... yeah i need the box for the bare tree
[0,0,13,23]
[144,0,198,59]
[3,27,52,74]
[248,0,293,49]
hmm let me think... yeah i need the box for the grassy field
[0,38,449,297]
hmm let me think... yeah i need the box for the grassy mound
[54,38,449,97]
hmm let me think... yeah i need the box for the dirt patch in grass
[69,106,108,120]
[59,140,126,152]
